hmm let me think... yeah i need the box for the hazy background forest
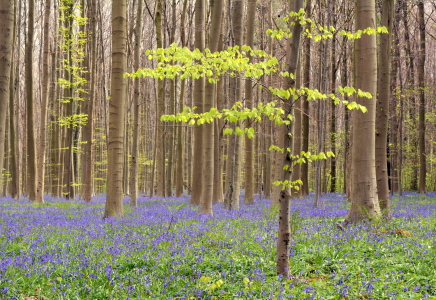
[1,0,436,299]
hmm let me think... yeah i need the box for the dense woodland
[1,1,436,218]
[2,0,436,298]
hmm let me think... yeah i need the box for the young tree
[346,0,381,223]
[104,0,127,218]
[276,0,303,278]
[0,0,14,197]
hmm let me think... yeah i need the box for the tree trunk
[83,0,97,202]
[35,0,51,203]
[200,0,223,214]
[314,33,328,208]
[26,0,37,202]
[129,0,143,207]
[176,0,188,198]
[329,0,337,193]
[104,0,127,218]
[376,0,394,216]
[276,0,303,278]
[213,31,225,203]
[155,0,166,197]
[8,1,18,199]
[417,1,426,194]
[244,0,256,204]
[191,0,205,206]
[300,0,311,197]
[0,0,14,197]
[290,56,302,198]
[346,0,381,223]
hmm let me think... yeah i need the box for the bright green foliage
[57,0,89,126]
[131,24,378,192]
[128,43,278,83]
[267,9,388,41]
[57,113,88,128]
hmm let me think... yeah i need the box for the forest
[1,0,436,299]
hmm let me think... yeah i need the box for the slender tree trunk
[176,0,188,198]
[290,55,302,198]
[8,2,18,199]
[389,0,401,195]
[329,0,337,193]
[213,32,225,203]
[26,0,37,202]
[225,0,244,210]
[104,0,127,218]
[342,41,350,197]
[244,0,256,204]
[346,0,381,223]
[314,35,328,208]
[35,0,51,203]
[300,0,310,196]
[129,0,143,207]
[83,0,97,202]
[200,0,223,214]
[376,0,394,216]
[401,1,418,191]
[276,0,303,278]
[0,0,14,197]
[191,0,206,206]
[418,1,426,194]
[155,0,166,197]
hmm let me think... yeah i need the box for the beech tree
[346,0,381,223]
[26,0,38,202]
[376,0,394,216]
[104,0,127,218]
[36,0,51,204]
[0,1,14,197]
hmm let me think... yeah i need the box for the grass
[1,192,436,299]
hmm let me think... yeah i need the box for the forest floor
[1,192,436,299]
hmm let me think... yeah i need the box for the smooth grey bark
[8,1,18,199]
[36,0,51,204]
[83,0,97,202]
[0,0,14,197]
[104,0,127,218]
[129,0,143,207]
[244,0,256,204]
[376,0,394,216]
[191,0,205,206]
[26,0,38,201]
[346,0,381,223]
[200,0,223,214]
